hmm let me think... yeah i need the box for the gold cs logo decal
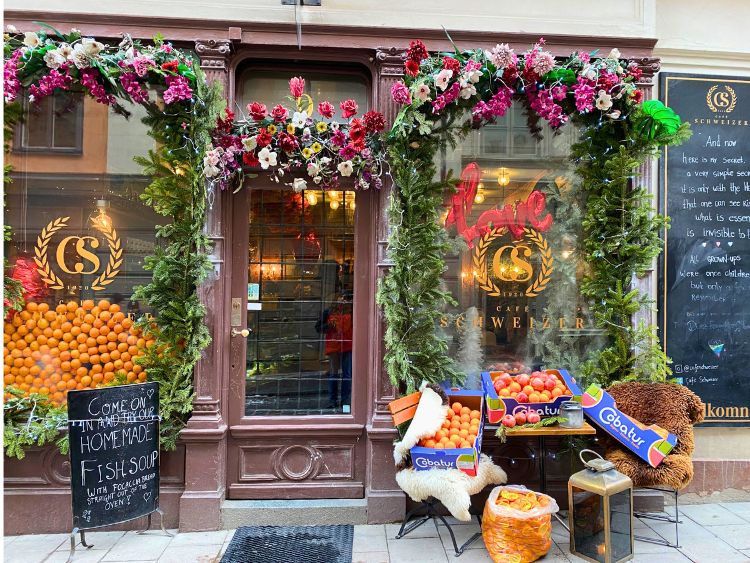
[473,227,553,297]
[34,216,122,291]
[707,85,737,113]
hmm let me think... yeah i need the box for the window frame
[14,91,85,155]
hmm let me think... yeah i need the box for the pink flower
[578,51,591,64]
[79,68,116,105]
[340,99,358,119]
[532,51,555,76]
[4,50,23,103]
[120,72,149,103]
[289,76,305,98]
[160,43,174,53]
[573,77,596,113]
[129,54,156,77]
[330,129,346,147]
[318,101,335,118]
[162,74,193,104]
[486,43,516,69]
[551,85,568,101]
[247,101,268,121]
[471,86,514,122]
[390,81,412,105]
[271,104,289,122]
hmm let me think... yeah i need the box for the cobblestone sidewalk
[4,502,750,562]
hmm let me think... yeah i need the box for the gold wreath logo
[472,227,553,297]
[707,85,737,113]
[34,216,122,291]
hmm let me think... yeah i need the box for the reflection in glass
[245,189,355,416]
[571,485,606,563]
[439,104,603,379]
[609,489,633,561]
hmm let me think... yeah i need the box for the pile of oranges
[4,299,152,405]
[495,489,551,511]
[417,401,482,450]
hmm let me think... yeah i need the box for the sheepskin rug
[396,454,507,521]
[603,382,704,490]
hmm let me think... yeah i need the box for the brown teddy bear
[602,382,704,490]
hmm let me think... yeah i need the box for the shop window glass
[4,93,160,405]
[16,91,84,153]
[245,189,356,415]
[440,104,603,381]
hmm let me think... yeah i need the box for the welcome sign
[582,384,677,468]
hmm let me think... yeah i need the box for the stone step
[220,498,368,528]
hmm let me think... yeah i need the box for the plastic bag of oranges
[482,485,559,563]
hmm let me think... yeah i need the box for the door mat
[220,524,353,563]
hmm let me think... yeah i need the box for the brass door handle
[231,328,250,338]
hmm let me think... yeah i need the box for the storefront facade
[4,0,750,534]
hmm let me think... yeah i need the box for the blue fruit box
[582,383,677,468]
[410,386,484,476]
[481,369,582,424]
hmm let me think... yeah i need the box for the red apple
[516,374,530,387]
[526,410,541,424]
[501,415,516,428]
[544,378,557,391]
[514,411,527,425]
[493,378,507,393]
[499,374,513,387]
[531,377,545,392]
[516,392,529,403]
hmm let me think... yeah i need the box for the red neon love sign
[445,162,553,246]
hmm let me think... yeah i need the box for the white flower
[434,69,453,91]
[203,163,220,178]
[6,25,18,34]
[242,136,257,151]
[71,43,92,68]
[337,160,354,177]
[460,84,477,99]
[258,147,277,169]
[415,83,431,102]
[23,32,41,48]
[616,65,624,75]
[358,178,370,190]
[486,43,515,68]
[307,161,320,177]
[329,121,340,132]
[43,49,66,69]
[607,48,621,60]
[607,110,621,120]
[320,156,332,165]
[292,178,307,192]
[595,90,613,111]
[80,37,105,55]
[58,43,73,59]
[303,127,311,136]
[313,176,323,184]
[466,69,482,84]
[291,111,308,129]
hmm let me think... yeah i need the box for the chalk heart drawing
[709,339,725,358]
[143,492,152,502]
[146,389,154,399]
[716,241,721,247]
[702,242,707,247]
[728,241,734,246]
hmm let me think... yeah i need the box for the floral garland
[3,25,223,454]
[379,38,690,393]
[205,77,386,193]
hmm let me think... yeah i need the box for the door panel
[227,185,370,499]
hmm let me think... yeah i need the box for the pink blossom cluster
[29,66,74,102]
[79,68,116,105]
[4,50,23,102]
[119,72,149,103]
[390,81,411,105]
[573,77,596,113]
[527,86,567,128]
[163,74,193,105]
[127,54,156,77]
[471,86,514,122]
[431,82,460,113]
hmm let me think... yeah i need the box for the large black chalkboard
[68,382,160,528]
[659,73,750,426]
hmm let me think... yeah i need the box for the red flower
[243,151,260,167]
[278,132,299,153]
[271,104,289,122]
[255,128,273,147]
[289,76,305,98]
[318,101,335,118]
[627,62,643,82]
[630,89,644,103]
[404,60,420,77]
[442,57,461,74]
[160,60,179,73]
[406,39,429,62]
[247,101,267,121]
[340,99,358,119]
[348,118,366,150]
[363,110,385,133]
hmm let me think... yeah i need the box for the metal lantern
[568,449,634,563]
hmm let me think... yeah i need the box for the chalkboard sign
[68,382,160,528]
[659,73,750,426]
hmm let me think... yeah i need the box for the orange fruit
[443,442,456,449]
[435,430,446,442]
[451,402,462,414]
[424,439,436,448]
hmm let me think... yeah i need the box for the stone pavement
[4,501,750,562]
